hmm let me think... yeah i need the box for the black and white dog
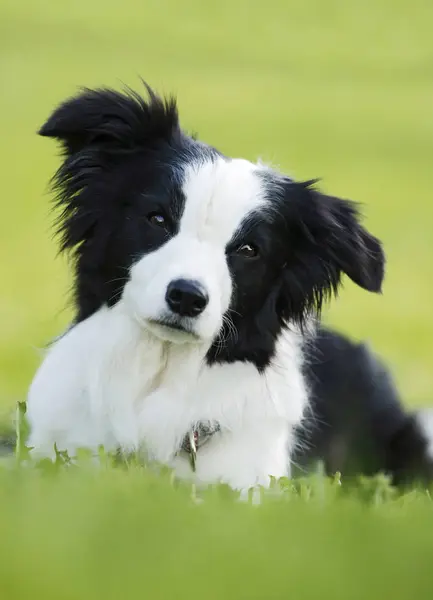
[27,84,433,489]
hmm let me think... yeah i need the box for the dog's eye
[236,243,259,259]
[148,213,167,228]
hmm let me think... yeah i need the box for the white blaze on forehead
[180,157,267,245]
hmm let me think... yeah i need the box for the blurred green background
[1,3,433,598]
[1,0,432,409]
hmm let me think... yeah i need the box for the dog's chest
[89,320,306,463]
[131,357,267,462]
[98,345,270,459]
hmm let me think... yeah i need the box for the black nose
[165,279,209,317]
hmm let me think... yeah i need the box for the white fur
[27,156,309,490]
[416,409,433,461]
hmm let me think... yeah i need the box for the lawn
[1,456,433,600]
[1,1,433,597]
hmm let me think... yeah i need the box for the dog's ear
[38,84,179,155]
[39,85,180,261]
[279,182,385,324]
[309,189,385,293]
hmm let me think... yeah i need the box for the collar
[180,421,221,472]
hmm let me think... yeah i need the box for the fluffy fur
[27,83,386,490]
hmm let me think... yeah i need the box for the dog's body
[29,302,305,489]
[27,84,431,490]
[297,327,433,485]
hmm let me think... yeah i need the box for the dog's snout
[165,279,209,317]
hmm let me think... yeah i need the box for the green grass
[1,408,430,600]
[1,428,433,600]
[1,1,433,597]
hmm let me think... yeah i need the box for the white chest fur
[27,303,308,490]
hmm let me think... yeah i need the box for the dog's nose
[165,279,209,317]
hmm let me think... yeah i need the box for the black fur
[296,327,433,485]
[208,179,384,369]
[40,86,217,322]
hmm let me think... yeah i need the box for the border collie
[26,84,431,490]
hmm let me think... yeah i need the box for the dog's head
[40,84,384,368]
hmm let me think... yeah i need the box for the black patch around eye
[42,82,223,325]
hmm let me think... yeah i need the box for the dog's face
[123,157,272,344]
[40,85,385,368]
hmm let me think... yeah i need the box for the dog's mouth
[145,318,200,343]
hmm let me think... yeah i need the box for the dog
[26,83,431,490]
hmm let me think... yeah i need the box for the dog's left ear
[311,190,385,293]
[279,184,385,324]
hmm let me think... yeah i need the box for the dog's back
[296,327,433,485]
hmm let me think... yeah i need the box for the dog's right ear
[38,84,179,155]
